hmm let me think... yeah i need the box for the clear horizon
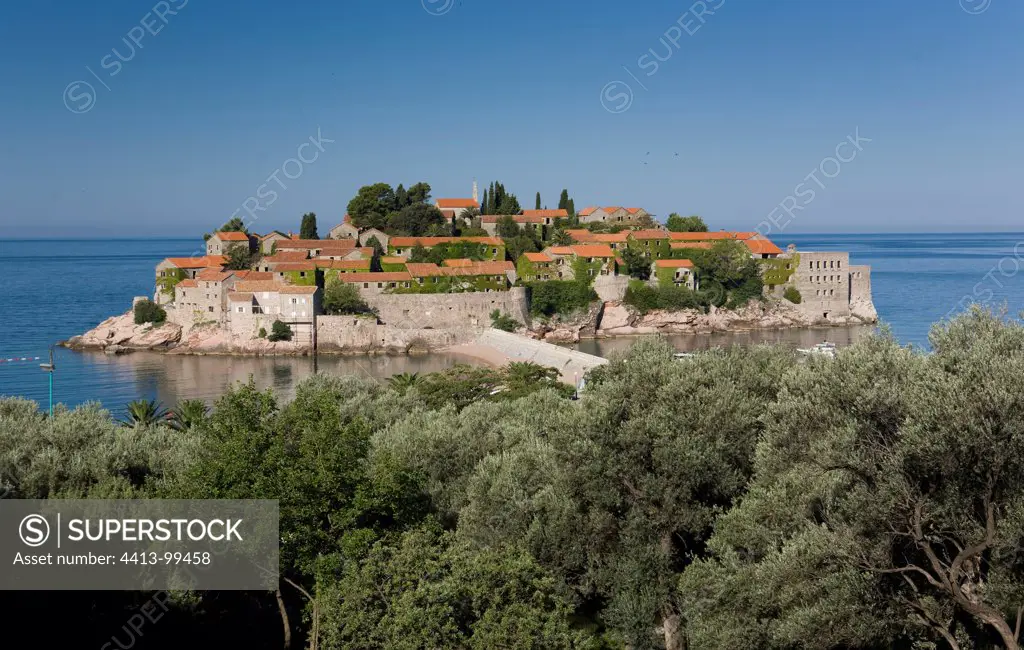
[1,0,1021,237]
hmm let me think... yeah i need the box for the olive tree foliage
[318,524,595,650]
[682,309,1024,650]
[0,398,198,499]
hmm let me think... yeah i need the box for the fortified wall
[361,287,530,329]
[316,316,478,354]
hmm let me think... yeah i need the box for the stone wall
[593,275,629,302]
[848,264,877,322]
[362,288,530,329]
[316,316,479,354]
[792,251,852,320]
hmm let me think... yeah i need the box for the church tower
[472,179,479,203]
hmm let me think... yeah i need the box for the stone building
[577,206,651,224]
[206,231,254,256]
[154,255,228,305]
[653,259,697,290]
[787,250,874,322]
[328,214,360,240]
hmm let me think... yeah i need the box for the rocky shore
[62,311,312,356]
[527,298,878,343]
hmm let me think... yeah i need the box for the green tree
[498,194,522,215]
[268,320,292,342]
[133,299,167,325]
[406,182,432,206]
[566,198,576,222]
[387,203,445,236]
[365,235,385,258]
[299,212,319,239]
[394,183,408,209]
[204,216,248,240]
[665,214,708,232]
[224,245,255,271]
[347,183,396,230]
[386,372,420,393]
[408,243,430,263]
[120,399,169,428]
[495,216,521,240]
[783,285,802,304]
[558,189,569,211]
[167,399,209,432]
[490,309,519,332]
[621,246,653,280]
[323,280,375,316]
[683,310,1024,650]
[535,192,542,210]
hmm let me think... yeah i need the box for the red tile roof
[670,242,713,250]
[380,257,407,266]
[592,233,629,243]
[164,255,227,269]
[213,231,250,241]
[630,230,670,240]
[442,258,474,268]
[523,252,554,263]
[279,286,319,294]
[176,279,198,289]
[318,259,372,271]
[565,229,595,242]
[262,251,311,264]
[389,236,503,248]
[273,262,317,272]
[232,271,274,281]
[578,206,598,216]
[656,259,695,269]
[436,198,480,209]
[338,272,412,283]
[406,261,514,277]
[481,215,544,224]
[744,239,784,256]
[235,281,286,293]
[669,231,759,242]
[521,209,569,219]
[570,244,616,258]
[405,263,447,277]
[276,239,356,251]
[548,246,574,255]
[228,292,253,302]
[195,269,234,282]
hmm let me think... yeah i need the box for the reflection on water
[29,350,479,410]
[569,325,878,358]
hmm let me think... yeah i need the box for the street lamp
[39,347,55,417]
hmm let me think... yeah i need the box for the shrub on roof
[133,299,167,325]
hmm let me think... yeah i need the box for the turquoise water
[1,234,1021,408]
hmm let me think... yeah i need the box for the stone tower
[472,180,479,203]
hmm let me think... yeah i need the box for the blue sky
[0,0,1021,237]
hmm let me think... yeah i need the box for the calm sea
[0,234,1020,409]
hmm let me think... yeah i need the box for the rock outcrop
[595,298,877,337]
[527,302,604,344]
[63,311,311,356]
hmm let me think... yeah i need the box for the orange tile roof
[442,258,474,267]
[273,262,317,272]
[195,269,234,282]
[656,259,695,268]
[259,231,290,241]
[625,207,643,214]
[592,233,629,243]
[524,252,554,263]
[235,281,286,293]
[669,231,759,242]
[481,215,545,224]
[405,263,447,277]
[213,231,250,241]
[436,198,480,209]
[228,292,253,302]
[338,272,413,283]
[670,242,713,250]
[578,206,598,216]
[389,236,503,248]
[276,239,356,250]
[460,261,514,275]
[566,229,596,242]
[570,244,616,258]
[232,271,274,281]
[603,206,623,214]
[165,255,227,269]
[176,279,198,289]
[380,257,407,266]
[521,209,568,219]
[630,230,670,240]
[318,259,372,270]
[744,239,784,256]
[262,251,311,264]
[548,246,574,255]
[279,286,319,294]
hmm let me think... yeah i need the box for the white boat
[673,352,697,360]
[797,342,838,358]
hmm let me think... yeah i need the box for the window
[237,307,243,313]
[208,306,214,313]
[291,298,298,305]
[363,283,368,288]
[299,271,306,278]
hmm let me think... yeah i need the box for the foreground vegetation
[1,309,1022,649]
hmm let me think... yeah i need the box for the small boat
[673,352,697,360]
[797,342,837,358]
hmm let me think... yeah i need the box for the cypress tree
[558,189,569,211]
[481,188,489,216]
[566,198,576,221]
[535,192,542,210]
[300,212,319,239]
